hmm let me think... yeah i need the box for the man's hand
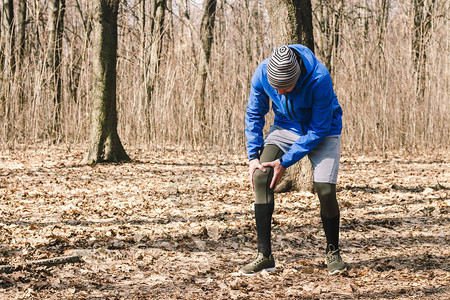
[248,159,266,190]
[261,159,286,189]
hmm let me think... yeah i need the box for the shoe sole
[239,267,276,277]
[328,267,347,275]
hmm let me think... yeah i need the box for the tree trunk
[265,0,314,51]
[315,0,344,77]
[377,0,390,49]
[2,0,15,73]
[265,0,315,192]
[146,0,166,105]
[1,0,15,141]
[14,0,26,115]
[47,0,65,140]
[16,0,26,66]
[195,0,217,127]
[166,0,174,52]
[83,0,130,164]
[412,0,435,102]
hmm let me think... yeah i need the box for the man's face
[276,85,295,95]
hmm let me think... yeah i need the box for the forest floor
[0,145,449,299]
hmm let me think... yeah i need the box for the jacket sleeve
[280,74,334,168]
[245,69,270,160]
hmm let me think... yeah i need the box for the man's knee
[315,182,339,218]
[253,168,275,204]
[315,182,334,199]
[253,168,271,190]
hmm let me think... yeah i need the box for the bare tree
[266,0,314,51]
[314,0,344,76]
[1,0,15,73]
[1,0,15,141]
[412,0,435,102]
[16,0,26,66]
[377,0,390,49]
[13,0,26,112]
[141,0,146,65]
[47,0,65,138]
[166,0,174,51]
[146,0,166,105]
[83,0,129,163]
[195,0,217,126]
[265,0,315,192]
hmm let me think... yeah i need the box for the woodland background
[0,0,448,154]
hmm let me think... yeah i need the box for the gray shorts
[264,125,341,184]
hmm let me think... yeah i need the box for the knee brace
[253,167,274,204]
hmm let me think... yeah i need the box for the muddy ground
[0,146,449,299]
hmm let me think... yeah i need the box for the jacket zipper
[286,95,304,135]
[290,98,298,119]
[285,95,293,119]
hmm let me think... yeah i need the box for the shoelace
[251,254,267,266]
[327,250,340,262]
[326,245,340,262]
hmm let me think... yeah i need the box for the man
[240,44,346,276]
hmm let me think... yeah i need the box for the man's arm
[245,68,270,160]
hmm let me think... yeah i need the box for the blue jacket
[245,44,343,168]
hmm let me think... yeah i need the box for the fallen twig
[0,255,82,274]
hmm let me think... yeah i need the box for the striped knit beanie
[267,45,301,89]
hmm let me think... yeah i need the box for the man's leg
[309,136,346,274]
[315,182,340,252]
[240,144,283,276]
[253,144,284,257]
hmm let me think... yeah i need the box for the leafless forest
[0,0,448,152]
[0,0,449,299]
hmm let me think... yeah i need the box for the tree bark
[16,0,26,65]
[47,0,65,139]
[166,0,174,51]
[195,0,217,127]
[314,0,343,77]
[265,0,314,51]
[14,0,27,112]
[265,0,315,192]
[2,0,15,73]
[83,0,130,164]
[1,0,15,140]
[412,0,435,102]
[146,0,166,105]
[377,0,390,49]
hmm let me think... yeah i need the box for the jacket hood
[288,44,317,90]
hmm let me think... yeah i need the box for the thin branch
[0,255,82,274]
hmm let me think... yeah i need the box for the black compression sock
[321,212,340,253]
[255,203,274,257]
